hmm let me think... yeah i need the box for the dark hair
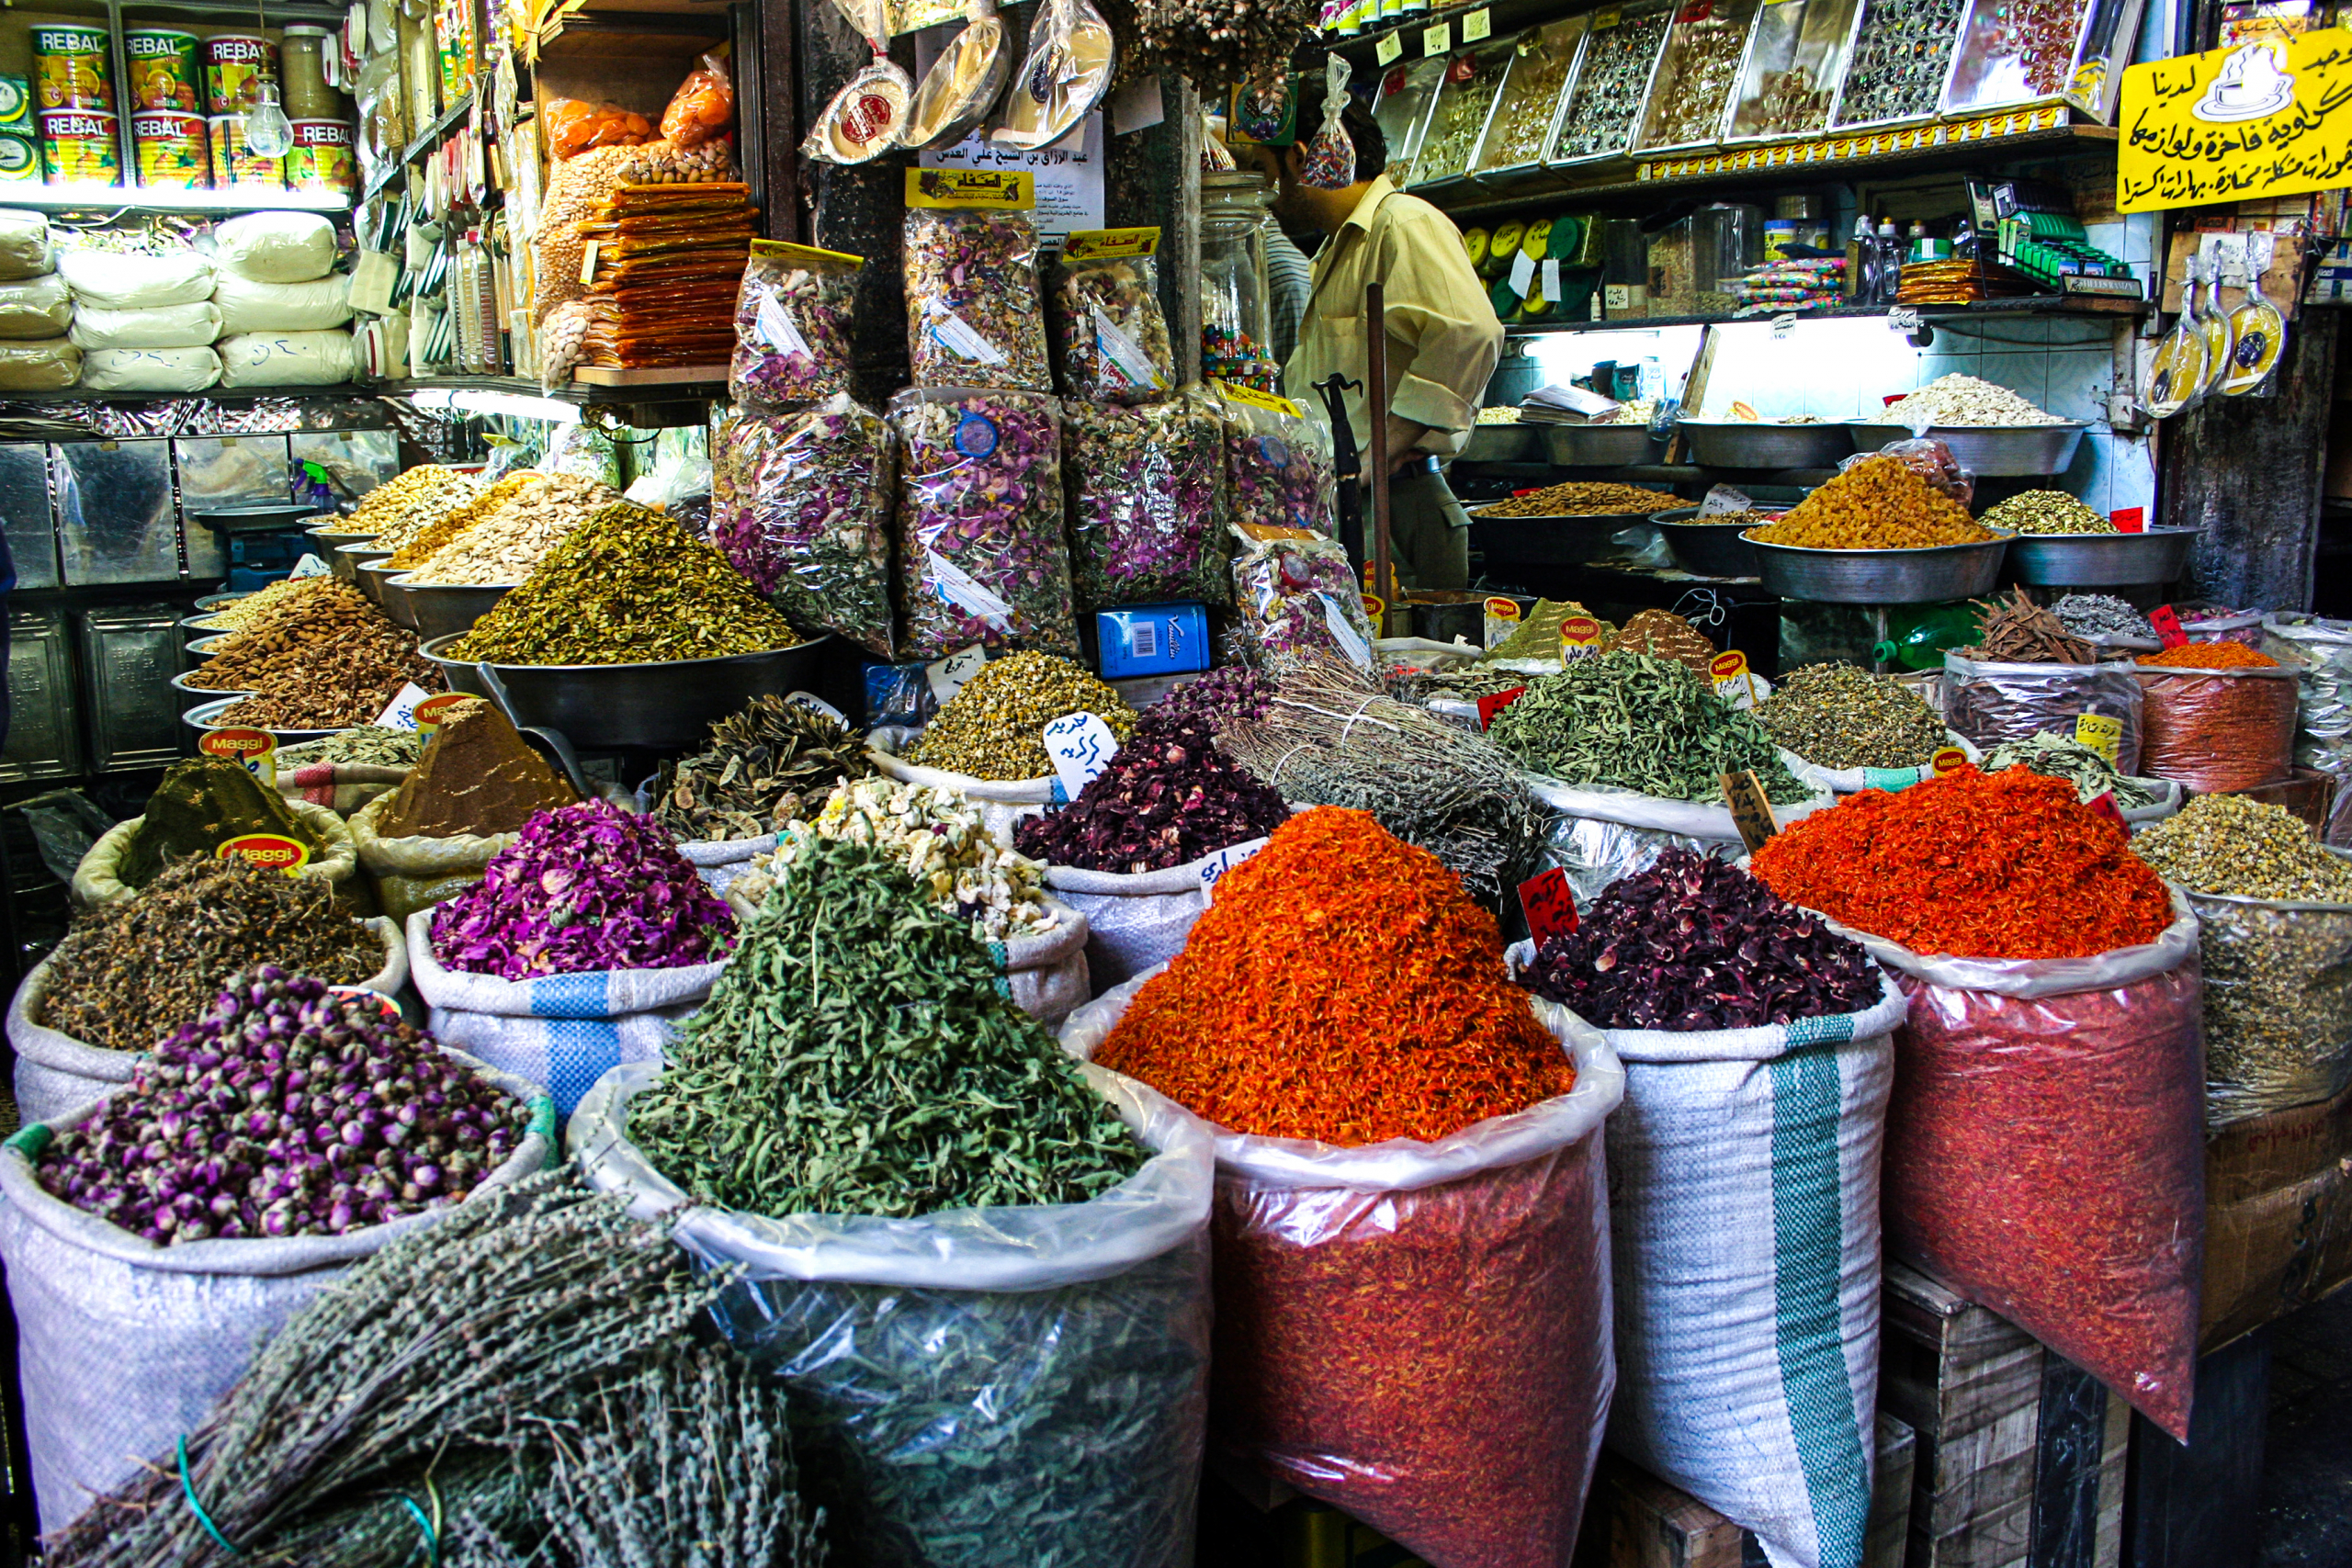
[1342,97,1386,181]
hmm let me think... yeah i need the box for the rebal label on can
[123,29,200,111]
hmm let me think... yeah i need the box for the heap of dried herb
[40,855,380,1053]
[628,834,1143,1218]
[1152,664,1276,731]
[1487,650,1811,804]
[1980,731,2158,807]
[651,694,873,843]
[119,758,321,887]
[1960,585,2094,664]
[1014,709,1288,873]
[1758,662,1946,771]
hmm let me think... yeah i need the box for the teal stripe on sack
[1770,1047,1871,1568]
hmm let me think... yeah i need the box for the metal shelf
[385,373,729,406]
[365,87,479,202]
[1506,297,2145,335]
[2,185,351,216]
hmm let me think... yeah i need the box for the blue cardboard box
[1095,603,1209,678]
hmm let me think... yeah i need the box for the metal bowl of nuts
[170,670,256,713]
[356,556,409,615]
[1653,507,1781,578]
[386,575,517,643]
[1540,423,1661,467]
[419,633,835,752]
[1844,422,2090,477]
[2006,526,2205,588]
[181,696,344,745]
[1677,421,1855,470]
[1744,529,2015,604]
[186,633,228,659]
[333,538,394,586]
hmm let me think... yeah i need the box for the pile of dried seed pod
[1125,0,1321,102]
[214,633,442,731]
[1982,491,2114,536]
[1474,480,1679,519]
[1600,608,1715,675]
[186,581,411,694]
[1758,662,1947,771]
[402,472,622,585]
[905,650,1138,780]
[650,695,876,842]
[1960,584,2095,663]
[276,727,428,769]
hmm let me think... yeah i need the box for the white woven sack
[0,1055,553,1532]
[212,271,353,333]
[57,248,214,309]
[7,918,407,1127]
[216,329,355,388]
[405,909,728,1116]
[211,211,337,284]
[76,345,220,392]
[1781,733,1981,795]
[1528,769,1834,903]
[1043,837,1272,990]
[1598,974,1909,1568]
[68,300,220,349]
[675,833,775,896]
[70,801,358,908]
[866,729,1062,841]
[348,790,514,878]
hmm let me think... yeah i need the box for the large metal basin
[419,633,833,751]
[181,695,343,745]
[170,670,254,712]
[1677,422,1854,469]
[1469,509,1657,569]
[1846,422,2089,477]
[1460,423,1540,462]
[334,538,393,585]
[1747,529,2014,604]
[386,575,515,642]
[2006,527,2202,588]
[1654,508,1769,578]
[1539,423,1659,467]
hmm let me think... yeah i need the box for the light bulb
[243,80,293,157]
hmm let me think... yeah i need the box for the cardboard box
[2208,1083,2352,1205]
[2200,1158,2352,1349]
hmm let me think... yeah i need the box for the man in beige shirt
[1261,97,1502,591]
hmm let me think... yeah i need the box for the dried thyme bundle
[628,835,1144,1218]
[1220,654,1544,905]
[43,1170,729,1568]
[1488,649,1812,804]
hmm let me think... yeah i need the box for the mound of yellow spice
[1748,457,1998,549]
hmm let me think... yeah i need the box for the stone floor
[2258,1290,2352,1567]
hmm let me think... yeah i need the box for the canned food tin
[123,29,202,112]
[207,113,282,186]
[0,132,40,183]
[132,108,209,187]
[32,27,113,113]
[0,75,31,129]
[38,108,121,185]
[202,33,277,116]
[285,118,354,193]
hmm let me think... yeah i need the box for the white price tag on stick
[926,643,987,703]
[1043,712,1120,798]
[373,682,436,731]
[785,690,847,726]
[289,552,332,578]
[1198,836,1271,903]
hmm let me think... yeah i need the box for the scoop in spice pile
[2135,795,2352,903]
[1014,707,1290,874]
[1750,765,2173,959]
[1958,585,2095,664]
[119,757,323,888]
[38,854,382,1053]
[1979,731,2157,807]
[430,798,735,979]
[1747,457,1996,549]
[1521,850,1883,1030]
[905,649,1138,781]
[650,694,874,843]
[743,775,1060,942]
[36,967,530,1243]
[1472,480,1679,519]
[1487,649,1813,804]
[448,501,801,666]
[1097,806,1575,1145]
[2136,639,2280,669]
[1758,662,1946,771]
[1982,490,2114,535]
[629,834,1144,1217]
[378,698,579,839]
[1600,607,1716,675]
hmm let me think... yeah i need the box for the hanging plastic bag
[1230,521,1374,669]
[902,0,1012,151]
[1066,391,1229,609]
[543,97,655,158]
[2261,613,2352,848]
[891,386,1078,659]
[1844,436,1973,507]
[2182,871,2352,1129]
[1298,55,1356,189]
[660,51,734,147]
[712,395,897,657]
[903,169,1054,391]
[991,0,1116,150]
[728,240,859,407]
[1053,227,1173,403]
[1217,378,1338,536]
[804,0,912,164]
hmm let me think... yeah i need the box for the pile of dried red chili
[2135,640,2278,669]
[1096,805,1574,1144]
[1748,765,2172,959]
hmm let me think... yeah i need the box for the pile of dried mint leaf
[628,834,1144,1218]
[1487,650,1812,804]
[651,694,874,842]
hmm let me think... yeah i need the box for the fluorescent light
[448,389,582,424]
[402,386,457,408]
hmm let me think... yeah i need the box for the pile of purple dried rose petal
[1014,708,1289,874]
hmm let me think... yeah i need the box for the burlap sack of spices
[1831,889,2206,1438]
[1062,973,1627,1568]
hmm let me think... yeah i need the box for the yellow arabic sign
[2119,28,2352,211]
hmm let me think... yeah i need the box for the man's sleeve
[1376,204,1505,448]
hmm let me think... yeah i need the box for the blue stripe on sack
[527,973,611,1019]
[543,1020,623,1117]
[1770,1047,1871,1568]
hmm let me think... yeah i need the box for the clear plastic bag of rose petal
[729,240,861,407]
[904,205,1054,392]
[1067,390,1230,610]
[1052,229,1172,404]
[1216,379,1337,536]
[1230,521,1374,669]
[713,395,898,657]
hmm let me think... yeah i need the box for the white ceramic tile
[1976,350,2051,413]
[2042,344,2117,423]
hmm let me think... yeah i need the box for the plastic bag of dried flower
[714,396,896,656]
[1052,227,1173,403]
[1067,391,1229,610]
[728,240,860,407]
[1218,379,1338,536]
[1229,521,1375,669]
[890,386,1078,659]
[902,187,1053,391]
[1841,435,1973,507]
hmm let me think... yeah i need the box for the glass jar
[1201,173,1283,391]
[279,26,337,119]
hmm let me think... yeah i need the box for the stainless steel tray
[1654,508,1769,577]
[1845,422,2089,477]
[1461,423,1541,462]
[1539,423,1661,466]
[1678,421,1855,469]
[2006,526,2202,588]
[385,575,515,642]
[334,538,393,584]
[419,634,834,752]
[1747,528,2013,604]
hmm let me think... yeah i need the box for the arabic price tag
[2111,506,2145,533]
[2085,790,2127,828]
[2073,712,2124,762]
[1198,837,1270,903]
[786,690,849,726]
[198,726,277,789]
[1560,615,1602,662]
[1519,866,1578,941]
[2149,604,2189,648]
[289,553,332,578]
[1476,685,1528,729]
[1043,712,1120,798]
[1720,770,1781,855]
[927,643,988,703]
[373,682,436,731]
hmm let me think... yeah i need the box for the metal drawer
[0,442,57,590]
[175,434,291,580]
[53,440,180,586]
[77,603,183,772]
[0,607,80,783]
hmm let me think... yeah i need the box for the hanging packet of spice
[728,240,860,407]
[575,835,1214,1568]
[1052,228,1174,404]
[712,396,898,656]
[1067,806,1624,1568]
[1229,523,1375,668]
[901,172,1054,391]
[1218,380,1338,537]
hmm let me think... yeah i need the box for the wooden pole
[1365,278,1394,611]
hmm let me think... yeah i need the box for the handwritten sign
[1374,29,1405,63]
[1476,685,1529,728]
[2074,712,2125,763]
[1720,770,1781,855]
[1198,837,1269,903]
[218,833,311,877]
[927,643,987,703]
[2149,604,2190,648]
[2119,29,2352,212]
[1709,648,1759,708]
[1519,867,1578,941]
[1044,712,1120,798]
[373,681,436,731]
[198,726,277,788]
[1560,615,1603,662]
[1484,595,1522,650]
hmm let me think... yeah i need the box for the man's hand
[1385,413,1431,473]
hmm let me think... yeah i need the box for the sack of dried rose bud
[0,1054,550,1532]
[571,1056,1215,1568]
[712,396,897,656]
[1829,889,2208,1438]
[405,910,729,1117]
[1061,972,1627,1568]
[1939,654,2145,776]
[1217,380,1339,536]
[2133,665,2298,794]
[1591,974,1909,1568]
[71,798,359,909]
[6,919,407,1128]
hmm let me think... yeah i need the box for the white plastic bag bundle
[1781,732,1979,795]
[572,1057,1215,1568]
[213,271,354,333]
[69,299,220,349]
[0,273,71,339]
[210,211,338,283]
[6,918,407,1127]
[406,909,726,1116]
[77,345,221,392]
[0,209,52,280]
[0,338,78,390]
[217,329,356,387]
[57,248,215,309]
[0,1061,553,1531]
[1528,771,1836,902]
